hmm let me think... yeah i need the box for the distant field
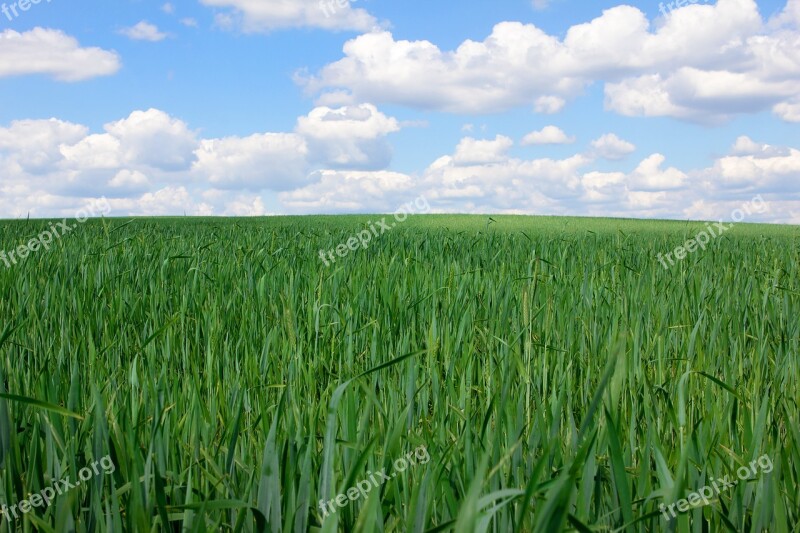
[0,214,798,532]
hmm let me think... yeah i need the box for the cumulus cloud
[768,0,800,29]
[0,111,275,214]
[280,169,415,211]
[116,187,203,216]
[774,98,800,122]
[604,68,798,124]
[199,0,378,32]
[119,21,168,42]
[219,194,268,216]
[109,170,151,193]
[521,126,575,145]
[97,188,276,217]
[303,0,800,122]
[0,119,87,173]
[0,28,120,81]
[414,138,592,213]
[193,133,309,190]
[590,133,636,160]
[105,109,198,170]
[2,106,798,223]
[707,143,800,190]
[0,102,412,217]
[295,104,400,169]
[534,96,566,114]
[272,132,799,221]
[303,25,573,113]
[730,135,790,157]
[452,136,514,166]
[627,154,688,191]
[60,134,123,171]
[60,109,199,174]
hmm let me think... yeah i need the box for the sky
[0,0,798,222]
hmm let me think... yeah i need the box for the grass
[0,214,797,532]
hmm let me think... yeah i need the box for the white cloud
[521,126,574,145]
[304,0,800,122]
[274,134,800,221]
[0,103,411,217]
[295,104,400,169]
[280,169,415,211]
[774,98,800,122]
[453,136,514,165]
[104,109,198,170]
[121,187,200,216]
[119,21,168,42]
[161,3,175,14]
[181,18,199,28]
[0,28,120,81]
[410,138,592,214]
[605,68,798,124]
[193,133,309,190]
[199,0,378,32]
[534,96,566,114]
[56,109,198,174]
[109,170,151,193]
[0,108,307,214]
[732,135,765,155]
[0,118,87,173]
[60,134,123,171]
[304,25,573,113]
[768,0,800,29]
[2,108,798,223]
[627,154,688,191]
[730,135,790,157]
[221,195,268,216]
[708,145,800,189]
[590,133,636,160]
[582,171,626,191]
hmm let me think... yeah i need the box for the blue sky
[0,0,798,221]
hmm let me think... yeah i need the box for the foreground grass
[0,214,798,532]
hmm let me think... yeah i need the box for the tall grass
[0,215,797,531]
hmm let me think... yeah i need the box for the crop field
[0,214,798,532]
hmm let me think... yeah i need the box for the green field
[0,214,798,532]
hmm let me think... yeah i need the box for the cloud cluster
[1,105,797,221]
[303,0,800,123]
[278,128,797,222]
[0,105,403,217]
